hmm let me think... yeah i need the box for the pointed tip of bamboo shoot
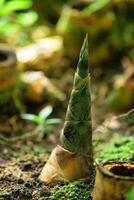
[77,34,89,78]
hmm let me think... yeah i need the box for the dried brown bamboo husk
[17,36,64,75]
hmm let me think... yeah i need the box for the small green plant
[127,187,134,200]
[21,105,62,138]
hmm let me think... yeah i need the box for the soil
[0,113,134,200]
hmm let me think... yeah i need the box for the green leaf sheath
[60,35,92,156]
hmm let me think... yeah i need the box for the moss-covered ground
[96,134,134,162]
[0,125,133,200]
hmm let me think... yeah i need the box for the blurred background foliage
[0,0,134,126]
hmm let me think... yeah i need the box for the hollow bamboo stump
[93,161,134,200]
[0,44,17,93]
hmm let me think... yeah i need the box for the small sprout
[21,105,62,138]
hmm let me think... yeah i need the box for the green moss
[39,180,92,200]
[0,189,10,197]
[96,134,134,162]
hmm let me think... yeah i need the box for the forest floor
[0,116,134,200]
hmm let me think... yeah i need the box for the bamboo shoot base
[39,145,93,183]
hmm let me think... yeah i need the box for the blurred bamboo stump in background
[21,71,65,103]
[17,36,67,77]
[0,44,17,93]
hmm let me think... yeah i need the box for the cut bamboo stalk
[93,161,134,200]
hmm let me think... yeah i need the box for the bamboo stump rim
[95,161,134,181]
